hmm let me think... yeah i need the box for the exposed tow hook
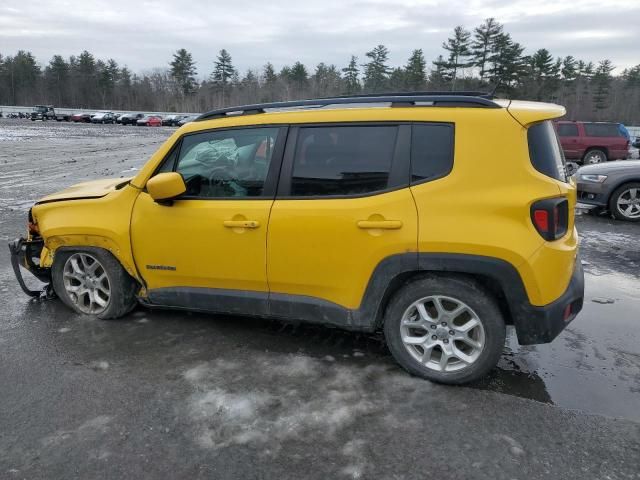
[8,238,56,299]
[41,284,57,300]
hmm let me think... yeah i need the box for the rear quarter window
[528,121,567,182]
[583,123,622,137]
[410,124,454,183]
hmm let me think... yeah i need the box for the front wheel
[383,275,506,384]
[51,248,138,319]
[609,182,640,222]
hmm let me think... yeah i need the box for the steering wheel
[208,166,234,184]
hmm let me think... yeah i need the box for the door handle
[223,220,260,229]
[357,220,403,230]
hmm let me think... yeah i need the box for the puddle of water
[477,270,640,422]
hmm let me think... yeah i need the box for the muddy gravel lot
[1,119,639,479]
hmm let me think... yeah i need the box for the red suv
[555,121,629,164]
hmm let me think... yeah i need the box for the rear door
[266,123,417,314]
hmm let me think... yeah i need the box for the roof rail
[325,91,495,99]
[196,93,501,121]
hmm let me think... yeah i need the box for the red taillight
[563,304,572,321]
[531,198,569,241]
[533,210,549,232]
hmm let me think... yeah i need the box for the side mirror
[146,172,186,202]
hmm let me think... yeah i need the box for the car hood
[578,160,640,175]
[36,177,132,204]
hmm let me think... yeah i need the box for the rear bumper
[513,259,584,345]
[8,237,50,297]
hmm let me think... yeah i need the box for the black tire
[609,182,640,222]
[383,275,506,385]
[51,247,138,319]
[582,148,607,164]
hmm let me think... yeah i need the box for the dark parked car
[576,160,640,221]
[70,113,92,123]
[162,114,185,127]
[30,105,70,121]
[555,121,630,164]
[91,112,116,124]
[177,114,199,126]
[119,113,145,125]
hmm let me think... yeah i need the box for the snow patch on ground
[182,353,399,474]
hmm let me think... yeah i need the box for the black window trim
[151,124,289,201]
[409,122,456,187]
[276,121,411,200]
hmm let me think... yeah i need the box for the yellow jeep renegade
[9,93,584,384]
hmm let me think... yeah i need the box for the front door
[131,126,286,312]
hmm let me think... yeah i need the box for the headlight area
[579,174,608,183]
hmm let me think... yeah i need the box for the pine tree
[342,56,360,94]
[441,26,472,89]
[45,55,70,106]
[211,49,236,102]
[527,48,560,100]
[170,48,197,96]
[561,56,577,83]
[362,45,391,92]
[472,18,503,82]
[487,33,525,92]
[592,59,614,113]
[404,49,426,90]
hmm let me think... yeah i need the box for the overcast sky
[0,0,638,77]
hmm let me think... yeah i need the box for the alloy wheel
[62,253,111,314]
[616,187,640,219]
[400,295,486,372]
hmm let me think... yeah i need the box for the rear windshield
[528,121,567,182]
[583,123,623,137]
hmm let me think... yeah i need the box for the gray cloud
[0,0,638,76]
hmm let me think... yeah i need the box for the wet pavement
[1,120,639,479]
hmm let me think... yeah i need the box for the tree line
[1,18,639,123]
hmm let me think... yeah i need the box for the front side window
[291,125,398,196]
[556,123,578,137]
[174,127,279,198]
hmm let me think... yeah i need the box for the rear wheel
[383,275,506,384]
[583,149,607,164]
[51,248,138,319]
[609,182,640,222]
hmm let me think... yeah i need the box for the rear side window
[291,126,398,196]
[528,121,567,182]
[411,124,454,183]
[583,123,622,137]
[556,123,578,137]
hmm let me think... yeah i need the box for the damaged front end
[8,213,55,298]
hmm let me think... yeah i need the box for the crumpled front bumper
[8,237,51,297]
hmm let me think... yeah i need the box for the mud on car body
[9,92,584,384]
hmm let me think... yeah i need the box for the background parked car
[177,114,199,126]
[119,113,145,125]
[137,115,162,127]
[576,160,640,221]
[70,113,92,123]
[555,121,630,164]
[161,114,185,127]
[91,112,116,124]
